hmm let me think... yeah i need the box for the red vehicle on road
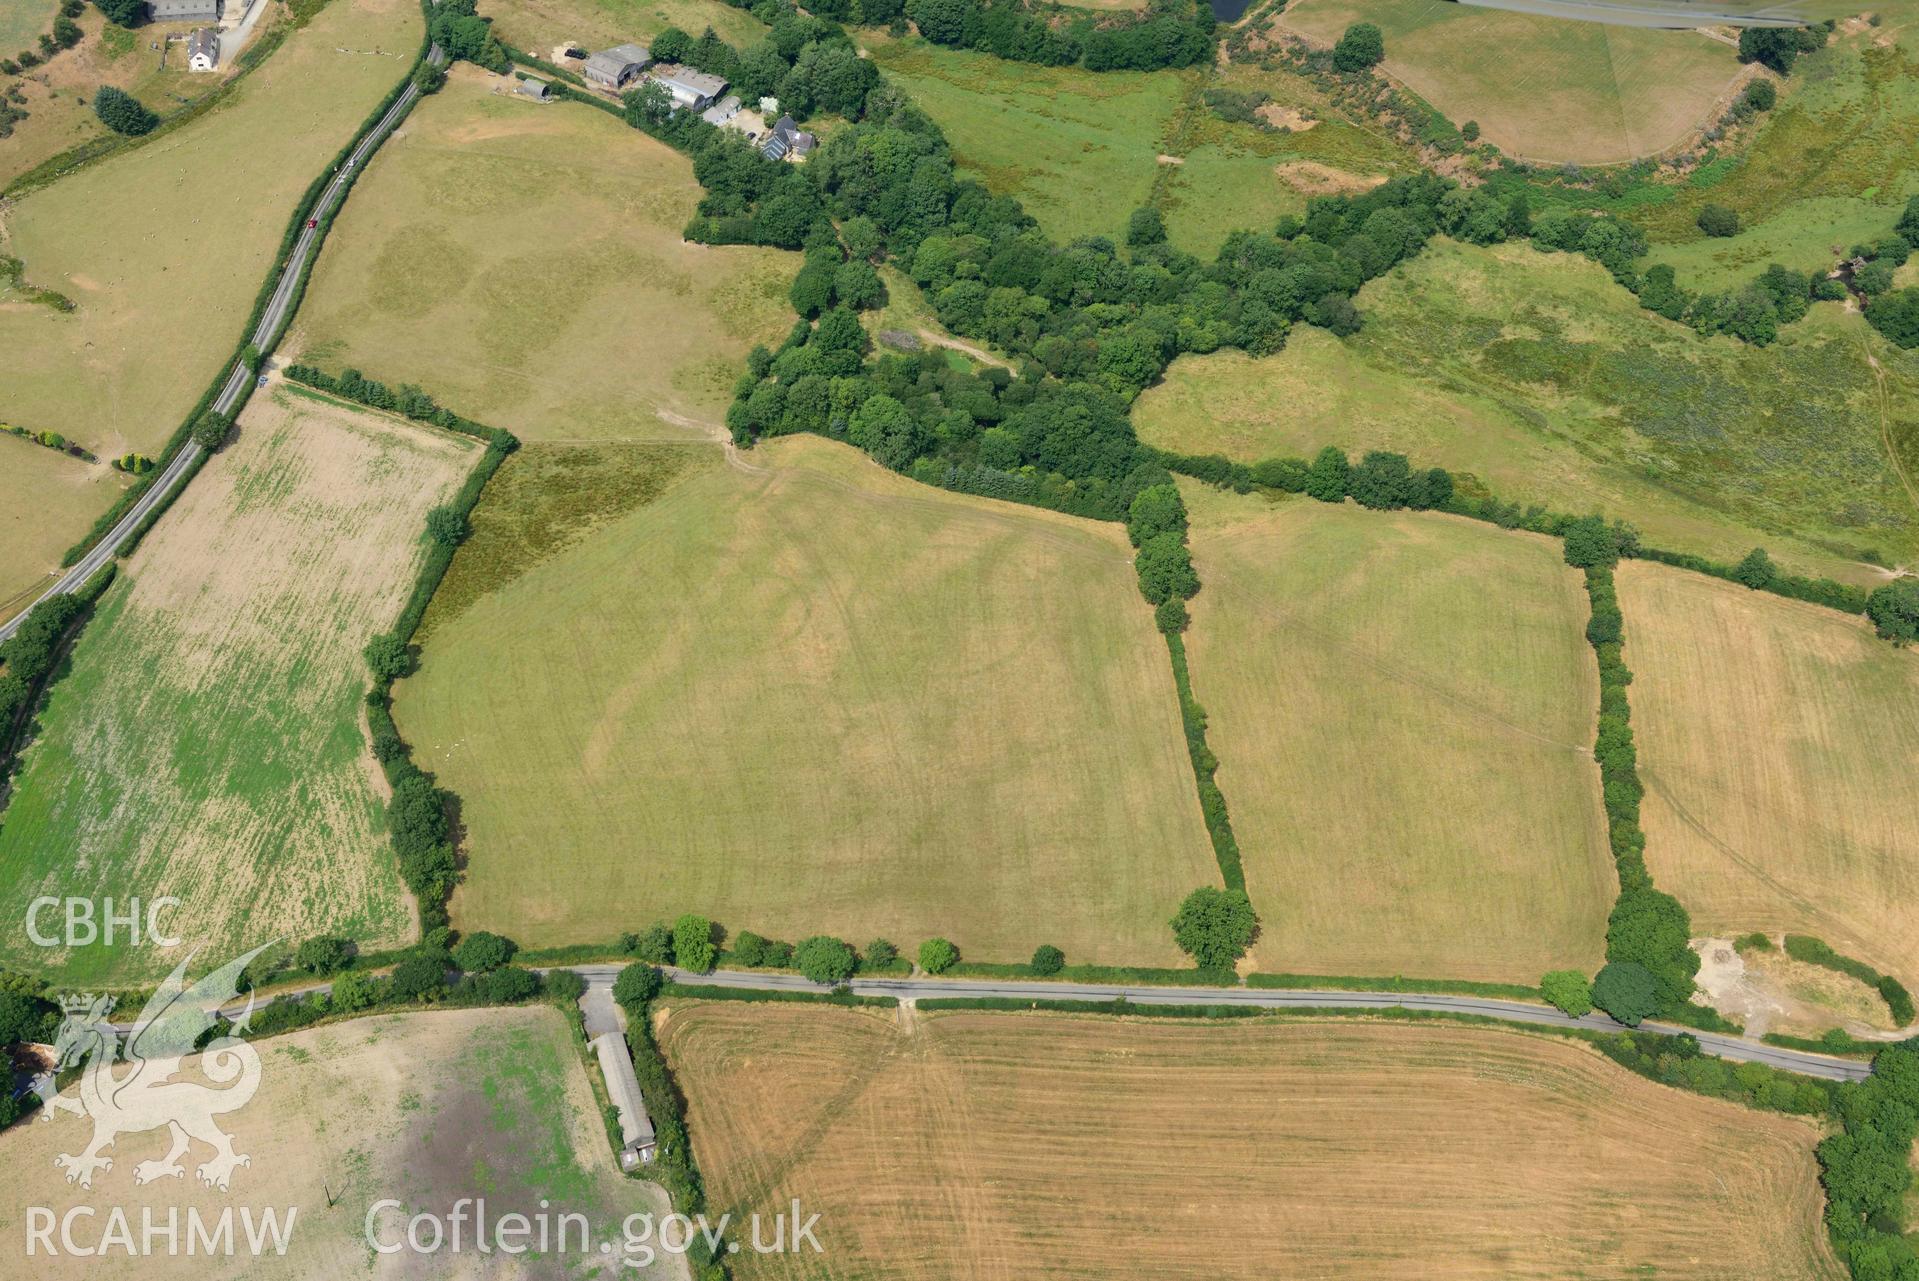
[306,218,318,229]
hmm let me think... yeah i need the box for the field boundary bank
[291,362,521,938]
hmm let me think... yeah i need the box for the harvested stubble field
[0,432,131,624]
[397,433,1216,965]
[658,1001,1841,1281]
[0,390,476,983]
[293,69,794,446]
[1618,560,1919,988]
[0,1005,680,1280]
[1135,239,1919,586]
[0,0,422,462]
[1277,0,1743,165]
[481,0,767,56]
[865,34,1189,245]
[1180,487,1613,983]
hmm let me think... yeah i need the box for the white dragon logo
[33,943,273,1192]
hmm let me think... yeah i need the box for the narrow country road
[104,964,1874,1082]
[0,44,446,646]
[1456,0,1803,27]
[593,966,1875,1081]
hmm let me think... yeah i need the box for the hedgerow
[1784,935,1915,1027]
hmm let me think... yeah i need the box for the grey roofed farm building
[591,1032,657,1166]
[760,114,815,162]
[700,93,741,126]
[583,42,651,89]
[652,63,727,110]
[514,75,551,100]
[150,0,220,20]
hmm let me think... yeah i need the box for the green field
[1277,0,1743,166]
[863,31,1415,256]
[0,434,131,625]
[397,433,1218,965]
[1136,239,1919,585]
[1182,488,1614,983]
[481,0,767,54]
[1628,26,1919,248]
[293,70,795,444]
[1157,52,1419,255]
[0,390,476,983]
[0,0,423,463]
[866,33,1190,245]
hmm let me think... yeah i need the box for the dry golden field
[0,432,131,624]
[0,1006,680,1280]
[658,1001,1840,1281]
[0,389,476,983]
[1180,487,1614,983]
[292,70,795,445]
[398,434,1216,965]
[1276,0,1744,165]
[1618,561,1919,986]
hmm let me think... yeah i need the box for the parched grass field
[293,69,794,445]
[0,1006,679,1280]
[1617,560,1919,988]
[397,433,1216,965]
[0,0,422,460]
[0,0,48,53]
[1181,488,1613,983]
[482,0,766,56]
[1277,0,1744,165]
[866,34,1189,245]
[659,1001,1841,1280]
[0,7,245,189]
[0,433,131,625]
[0,389,477,983]
[1135,239,1919,585]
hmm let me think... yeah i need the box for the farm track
[0,43,447,645]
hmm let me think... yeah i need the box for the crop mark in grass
[1639,768,1835,934]
[1205,569,1592,756]
[709,1010,911,1223]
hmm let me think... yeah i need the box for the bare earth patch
[1693,938,1901,1040]
[1256,101,1317,131]
[1274,159,1384,196]
[0,1006,682,1280]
